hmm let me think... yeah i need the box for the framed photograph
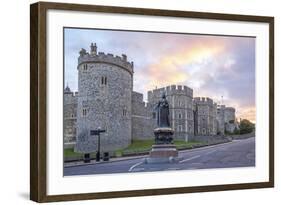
[30,1,274,202]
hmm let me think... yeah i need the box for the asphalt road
[64,137,255,176]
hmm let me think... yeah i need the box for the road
[64,137,255,176]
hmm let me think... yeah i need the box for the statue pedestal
[154,127,174,144]
[146,144,179,163]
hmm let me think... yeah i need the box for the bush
[239,119,254,134]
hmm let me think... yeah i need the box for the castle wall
[75,46,133,153]
[63,91,77,144]
[132,92,155,140]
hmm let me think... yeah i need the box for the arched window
[101,76,107,85]
[82,109,87,117]
[83,64,88,70]
[122,108,127,116]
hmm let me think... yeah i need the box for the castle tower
[216,104,225,135]
[147,85,194,141]
[75,44,134,153]
[193,97,217,136]
[224,107,237,133]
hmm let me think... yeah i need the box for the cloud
[64,28,256,122]
[142,37,225,91]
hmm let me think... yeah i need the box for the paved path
[64,137,255,176]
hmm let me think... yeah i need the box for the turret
[78,43,134,76]
[90,42,97,56]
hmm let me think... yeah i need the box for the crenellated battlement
[64,90,78,97]
[225,107,235,112]
[132,91,144,102]
[193,97,214,105]
[148,85,193,100]
[77,43,134,75]
[64,86,78,105]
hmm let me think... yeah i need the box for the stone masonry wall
[75,46,133,153]
[132,91,155,140]
[63,90,77,144]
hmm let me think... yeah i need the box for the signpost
[90,127,106,162]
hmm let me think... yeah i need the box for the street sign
[90,129,106,135]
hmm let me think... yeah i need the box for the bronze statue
[155,92,170,127]
[154,92,173,144]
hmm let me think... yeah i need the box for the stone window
[83,64,88,70]
[178,100,181,106]
[122,109,127,116]
[152,112,156,119]
[202,128,206,134]
[82,108,87,117]
[178,125,183,132]
[101,76,107,85]
[178,113,182,119]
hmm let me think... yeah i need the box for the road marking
[179,155,201,163]
[205,150,217,155]
[128,161,143,172]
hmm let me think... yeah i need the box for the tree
[239,119,254,134]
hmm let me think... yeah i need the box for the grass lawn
[64,148,95,158]
[115,139,202,157]
[64,139,203,159]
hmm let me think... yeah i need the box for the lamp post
[90,127,106,162]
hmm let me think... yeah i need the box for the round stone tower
[74,43,134,153]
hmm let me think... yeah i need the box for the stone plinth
[146,144,179,164]
[154,127,174,144]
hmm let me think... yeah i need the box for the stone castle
[64,43,238,153]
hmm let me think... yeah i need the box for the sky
[64,28,256,122]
